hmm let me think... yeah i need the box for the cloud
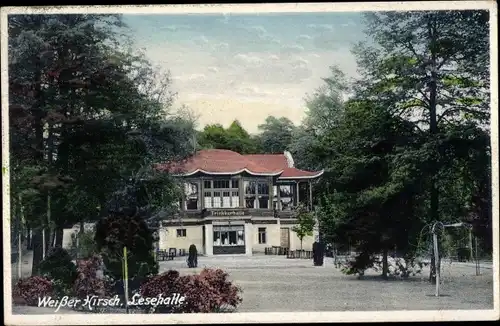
[174,73,207,82]
[208,66,219,73]
[231,52,312,85]
[161,24,191,32]
[281,44,305,53]
[191,35,210,46]
[307,24,334,31]
[234,53,264,65]
[297,34,313,41]
[211,42,229,51]
[242,25,280,43]
[312,33,341,50]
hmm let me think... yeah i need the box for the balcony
[180,206,310,219]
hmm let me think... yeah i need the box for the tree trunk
[55,227,64,248]
[26,224,32,250]
[31,228,43,275]
[382,247,389,279]
[426,16,440,285]
[429,249,436,284]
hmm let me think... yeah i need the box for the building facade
[156,149,324,256]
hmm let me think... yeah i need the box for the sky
[123,12,369,133]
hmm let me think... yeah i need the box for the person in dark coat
[312,240,325,266]
[187,244,198,268]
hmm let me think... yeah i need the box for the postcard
[2,2,498,324]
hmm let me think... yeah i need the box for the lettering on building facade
[210,210,247,217]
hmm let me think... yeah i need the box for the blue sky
[123,12,368,132]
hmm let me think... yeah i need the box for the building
[156,149,324,256]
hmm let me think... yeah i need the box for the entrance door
[280,227,290,248]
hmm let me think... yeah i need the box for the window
[202,179,240,208]
[176,229,187,237]
[204,191,212,208]
[258,227,267,244]
[213,226,245,246]
[258,183,269,209]
[279,185,294,210]
[213,191,222,208]
[184,182,199,210]
[244,180,270,209]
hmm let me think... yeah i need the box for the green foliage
[291,205,316,250]
[73,230,99,259]
[95,211,159,283]
[292,11,491,278]
[256,116,296,153]
[38,247,78,297]
[198,120,259,154]
[8,14,195,272]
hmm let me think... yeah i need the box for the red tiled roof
[156,149,323,179]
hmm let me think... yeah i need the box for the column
[309,180,313,211]
[276,184,281,211]
[296,181,300,206]
[244,222,253,256]
[268,177,273,209]
[239,177,245,208]
[204,223,213,256]
[197,180,202,210]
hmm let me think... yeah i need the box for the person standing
[312,239,325,266]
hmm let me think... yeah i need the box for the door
[280,227,290,248]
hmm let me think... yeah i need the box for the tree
[198,120,258,154]
[289,66,350,171]
[291,205,316,252]
[351,10,490,282]
[256,116,296,154]
[8,14,195,274]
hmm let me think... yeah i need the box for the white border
[1,2,499,324]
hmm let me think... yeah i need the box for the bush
[139,268,243,313]
[73,255,110,303]
[14,276,53,306]
[71,230,99,259]
[39,247,78,297]
[95,212,158,284]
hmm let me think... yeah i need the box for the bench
[156,249,175,261]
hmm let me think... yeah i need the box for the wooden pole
[475,236,480,276]
[469,228,474,262]
[432,230,440,297]
[18,194,23,280]
[123,246,129,313]
[42,229,46,259]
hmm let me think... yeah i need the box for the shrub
[14,276,53,306]
[39,247,78,297]
[73,255,110,303]
[95,212,158,284]
[139,268,243,313]
[71,230,98,259]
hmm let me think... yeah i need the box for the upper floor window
[244,181,270,209]
[184,182,199,210]
[204,179,240,208]
[279,184,294,211]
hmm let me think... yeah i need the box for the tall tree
[256,116,296,154]
[8,14,194,273]
[198,120,258,154]
[352,10,490,282]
